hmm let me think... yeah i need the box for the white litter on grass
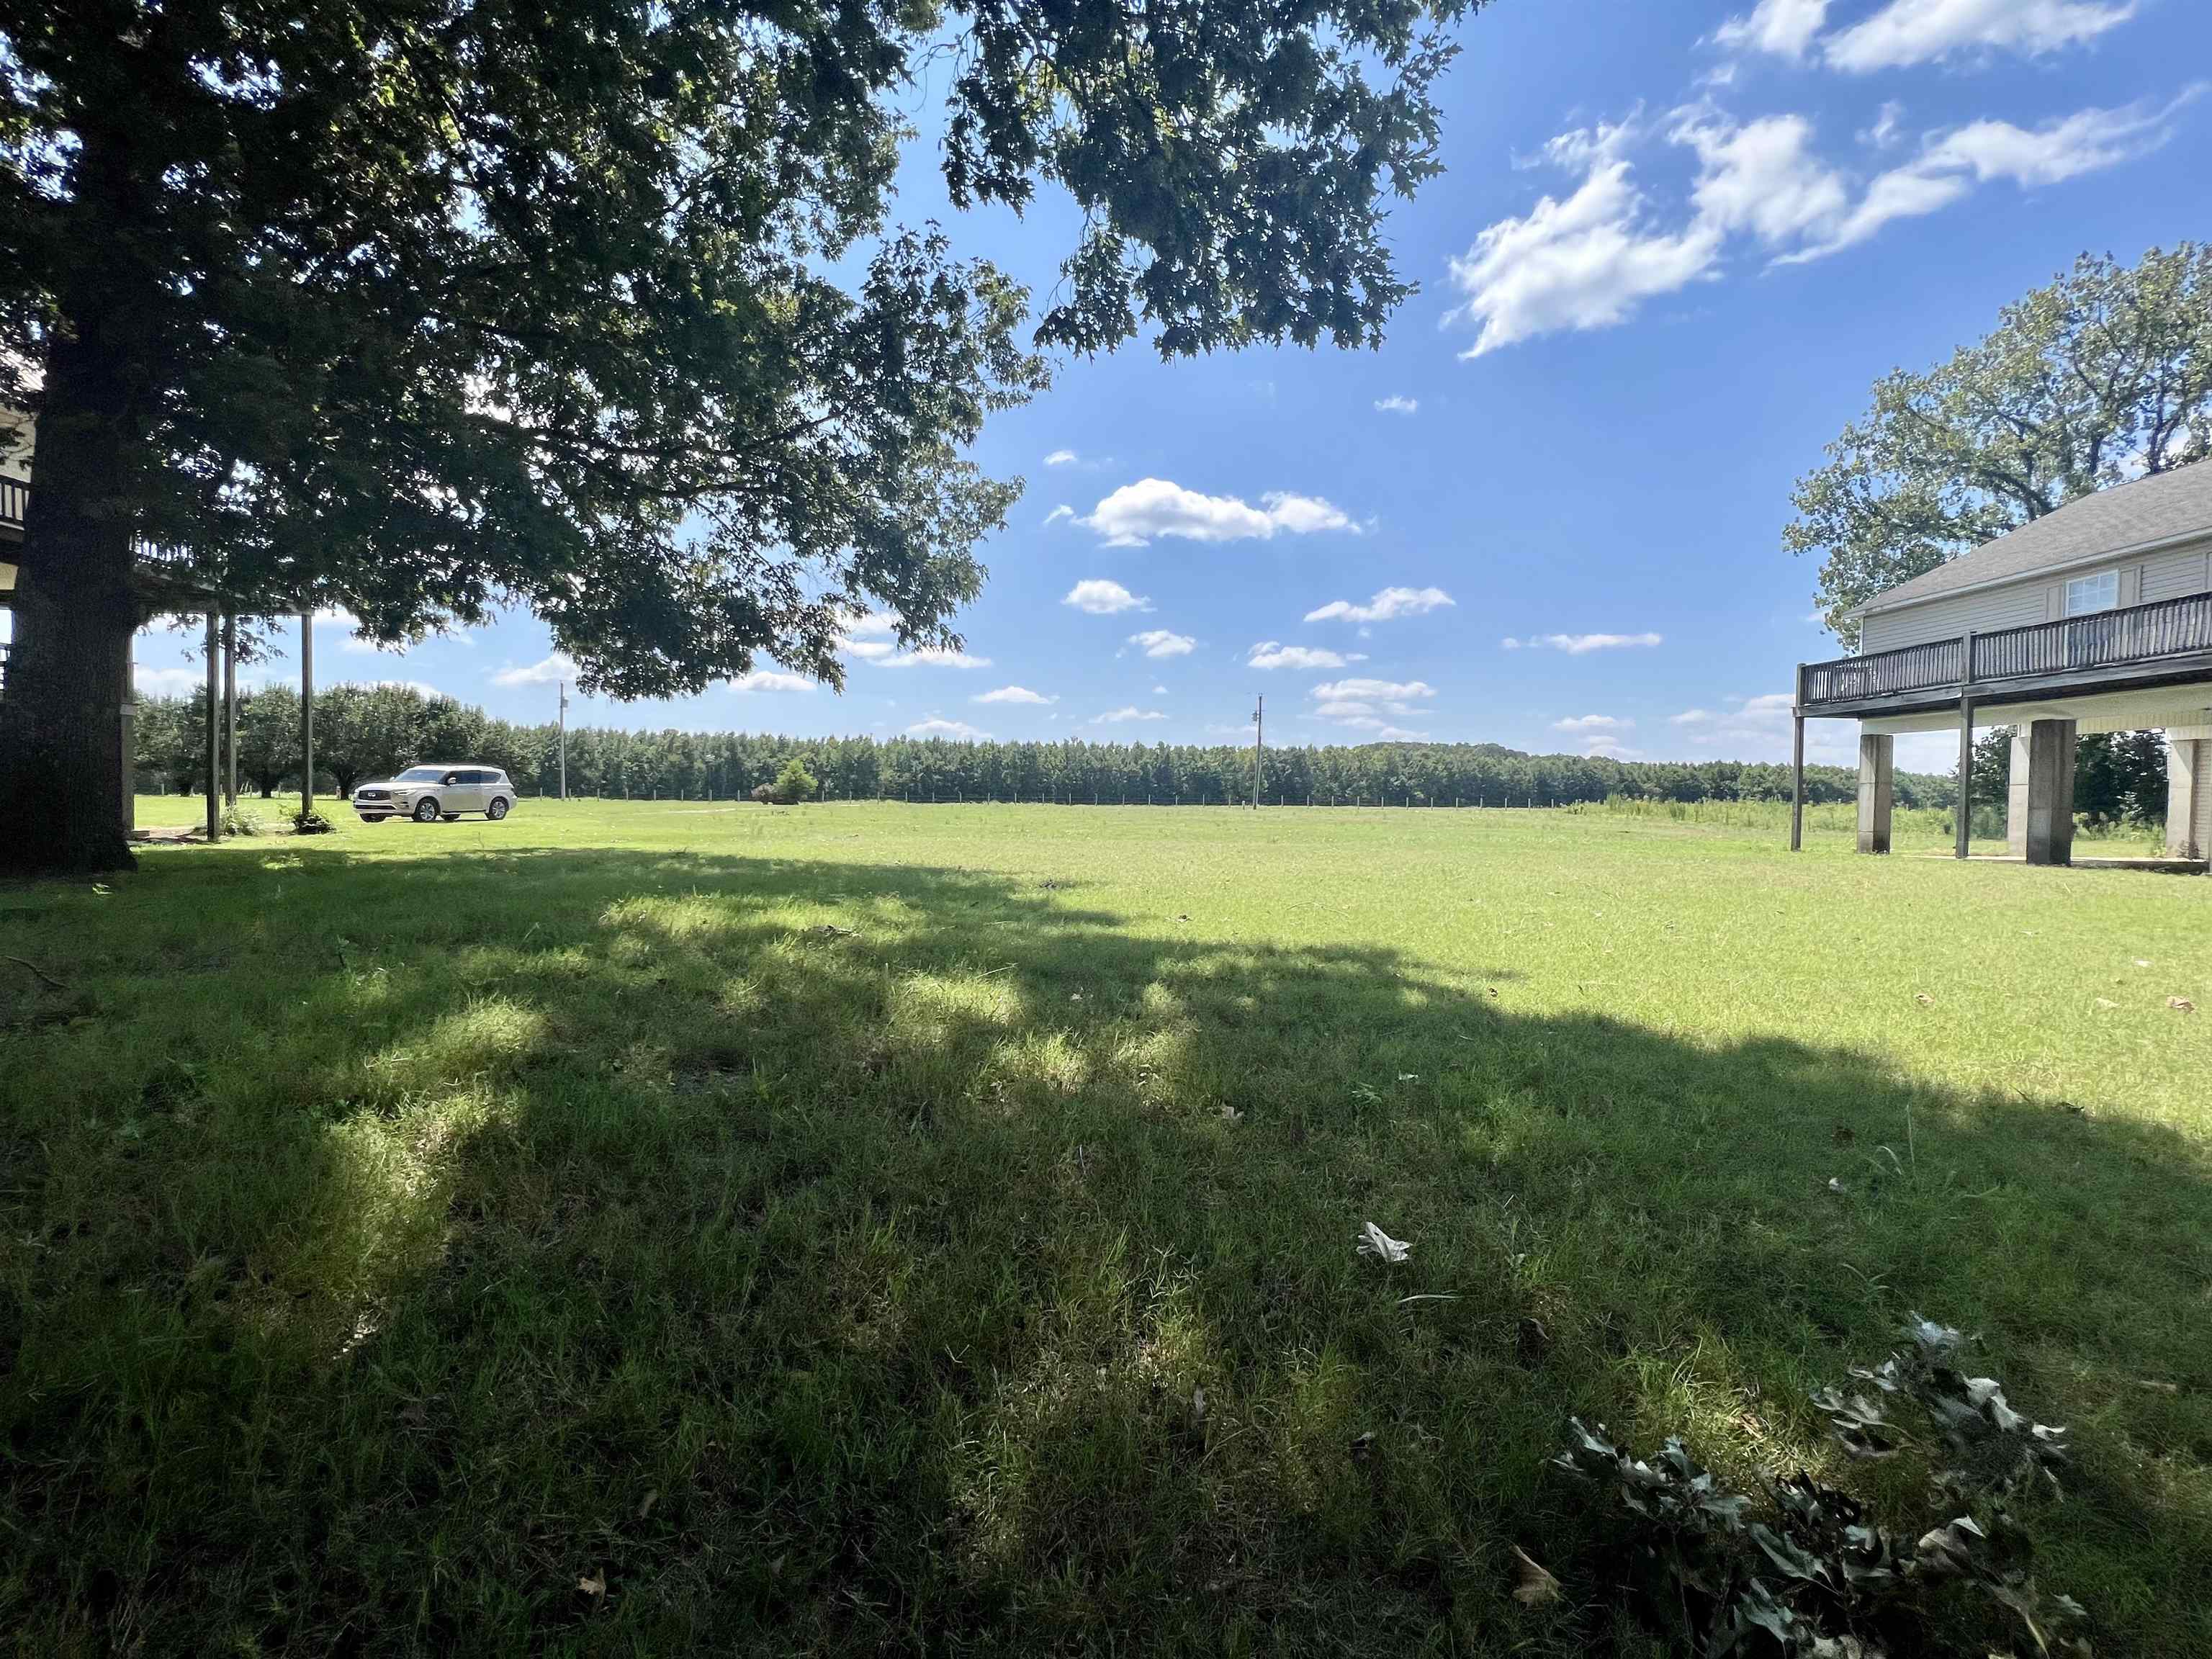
[1356,1221,1412,1264]
[1827,1177,1848,1195]
[1396,1073,1419,1083]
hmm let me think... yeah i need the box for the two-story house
[1790,461,2212,865]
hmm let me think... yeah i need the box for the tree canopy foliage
[1789,246,2212,645]
[0,0,1480,869]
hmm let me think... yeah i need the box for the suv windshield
[395,767,444,783]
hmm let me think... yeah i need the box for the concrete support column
[2167,737,2209,860]
[2020,718,2077,867]
[1856,732,1893,854]
[2006,728,2032,856]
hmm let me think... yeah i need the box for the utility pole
[557,680,569,800]
[1251,693,1264,809]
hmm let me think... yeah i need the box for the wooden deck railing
[1802,637,1966,705]
[1803,591,2212,708]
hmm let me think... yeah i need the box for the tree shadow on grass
[2,845,2209,1657]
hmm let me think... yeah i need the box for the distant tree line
[134,683,1969,810]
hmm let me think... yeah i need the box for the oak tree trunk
[0,115,156,875]
[0,332,140,873]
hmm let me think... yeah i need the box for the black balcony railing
[1803,591,2212,709]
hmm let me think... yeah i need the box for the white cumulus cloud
[1503,631,1663,654]
[1091,706,1167,724]
[1043,449,1078,467]
[1304,586,1456,624]
[1063,578,1151,615]
[731,670,814,693]
[907,717,991,739]
[1373,395,1420,415]
[1311,677,1438,703]
[1553,714,1635,732]
[875,646,991,670]
[1447,120,1725,357]
[1450,92,2190,351]
[974,685,1056,705]
[1078,478,1357,547]
[1824,0,2135,72]
[134,665,204,696]
[1247,642,1367,670]
[1126,629,1197,659]
[491,653,577,687]
[1714,0,1830,58]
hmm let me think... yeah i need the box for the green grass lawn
[4,799,2208,1655]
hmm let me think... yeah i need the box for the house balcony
[0,475,24,539]
[1799,592,2212,720]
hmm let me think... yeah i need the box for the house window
[2064,570,2118,616]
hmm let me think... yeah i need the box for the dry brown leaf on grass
[637,1489,658,1519]
[1511,1545,1562,1607]
[577,1570,606,1599]
[2169,997,2196,1013]
[1913,993,1933,1007]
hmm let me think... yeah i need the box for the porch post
[203,608,220,842]
[1856,732,1892,854]
[221,611,238,806]
[2167,737,2208,861]
[299,609,315,817]
[119,631,136,837]
[2020,719,2077,867]
[1789,662,1805,852]
[2006,728,2031,856]
[1954,631,1976,860]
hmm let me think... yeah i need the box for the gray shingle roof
[1861,461,2212,614]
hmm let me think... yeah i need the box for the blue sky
[131,0,2211,772]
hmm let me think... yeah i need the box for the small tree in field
[770,757,820,805]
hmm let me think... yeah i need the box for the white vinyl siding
[1861,580,2052,652]
[2140,540,2212,603]
[1860,533,2212,655]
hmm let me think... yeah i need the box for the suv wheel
[487,797,510,821]
[413,797,441,822]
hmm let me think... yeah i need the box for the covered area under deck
[1788,593,2212,865]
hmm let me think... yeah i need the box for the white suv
[354,765,516,824]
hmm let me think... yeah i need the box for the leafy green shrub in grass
[217,801,264,837]
[1557,1318,2086,1658]
[752,757,821,806]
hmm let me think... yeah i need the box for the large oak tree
[0,0,1480,871]
[1789,246,2211,648]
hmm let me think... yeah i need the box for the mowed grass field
[4,798,2208,1656]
